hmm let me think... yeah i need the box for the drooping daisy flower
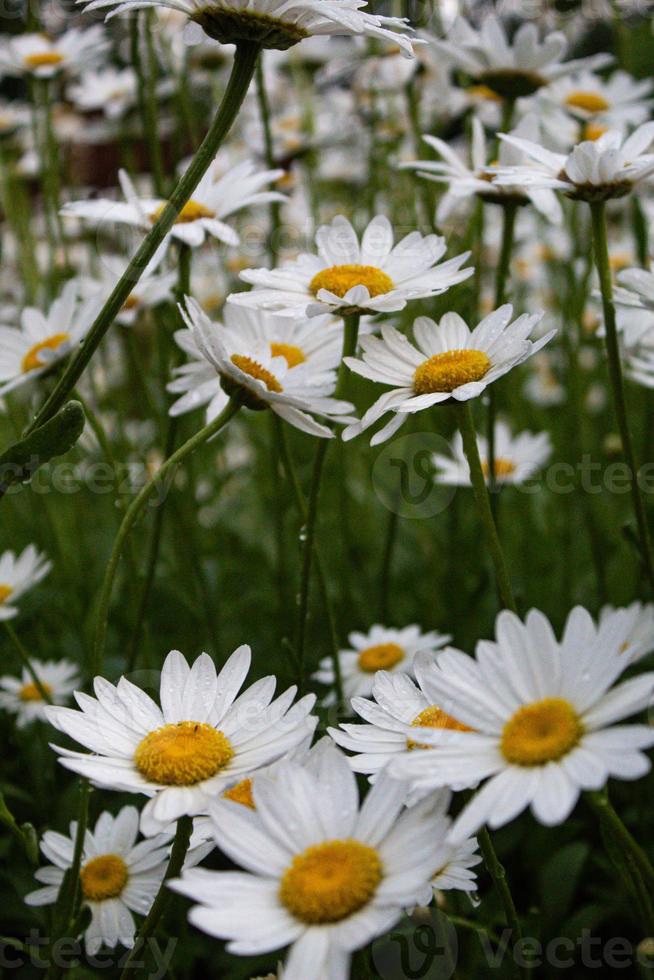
[46,647,317,836]
[0,29,109,79]
[169,744,445,980]
[432,419,552,487]
[342,306,553,446]
[389,608,654,840]
[400,115,561,224]
[410,790,482,905]
[170,297,353,438]
[67,67,138,120]
[313,624,450,704]
[0,280,101,396]
[494,123,654,202]
[542,70,654,139]
[0,659,79,727]
[598,602,654,665]
[24,806,196,953]
[0,545,51,621]
[81,0,419,56]
[431,14,611,98]
[61,159,286,251]
[329,666,469,784]
[232,214,473,318]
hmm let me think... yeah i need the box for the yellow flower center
[279,839,382,924]
[407,704,472,750]
[134,721,234,785]
[223,777,255,809]
[21,333,70,373]
[482,457,516,480]
[414,350,491,395]
[230,354,283,393]
[466,84,503,102]
[309,264,394,300]
[582,122,609,142]
[151,200,215,225]
[565,90,610,114]
[24,51,64,69]
[80,854,129,901]
[270,342,306,368]
[501,698,583,766]
[609,251,633,273]
[0,584,13,604]
[357,642,404,673]
[19,681,52,702]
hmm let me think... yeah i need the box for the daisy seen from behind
[342,305,552,445]
[169,742,446,980]
[232,214,473,318]
[171,297,353,437]
[313,623,450,704]
[389,607,654,841]
[46,647,317,836]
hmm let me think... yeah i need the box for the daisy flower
[313,623,450,704]
[400,115,561,225]
[0,544,51,620]
[169,744,445,980]
[389,607,654,841]
[0,28,109,79]
[61,159,286,251]
[0,100,30,139]
[232,214,473,318]
[410,790,482,905]
[542,70,654,140]
[25,806,188,953]
[67,67,138,120]
[0,659,79,727]
[342,306,553,446]
[432,14,611,98]
[494,123,654,202]
[46,647,317,836]
[598,602,654,665]
[81,0,419,56]
[170,297,353,438]
[81,261,177,327]
[432,419,552,487]
[0,280,101,396]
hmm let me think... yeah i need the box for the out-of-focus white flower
[68,67,138,119]
[432,420,552,487]
[0,28,108,79]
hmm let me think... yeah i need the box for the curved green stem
[118,815,192,980]
[92,399,241,676]
[22,41,260,437]
[478,827,528,980]
[456,401,517,612]
[587,789,654,893]
[3,622,52,703]
[589,201,654,596]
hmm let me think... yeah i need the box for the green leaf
[0,401,85,498]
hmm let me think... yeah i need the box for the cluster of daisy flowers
[2,1,654,978]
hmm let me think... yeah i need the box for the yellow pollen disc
[466,84,503,103]
[230,354,283,393]
[0,584,13,604]
[358,642,404,673]
[565,90,610,113]
[80,854,128,901]
[223,778,255,809]
[482,457,516,480]
[21,333,70,373]
[151,199,215,225]
[583,121,609,142]
[24,51,64,69]
[407,704,472,750]
[610,251,633,273]
[309,264,394,300]
[414,349,491,395]
[135,721,234,785]
[19,681,52,702]
[270,342,306,368]
[123,294,140,310]
[501,698,582,766]
[279,839,382,924]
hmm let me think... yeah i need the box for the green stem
[586,789,654,893]
[589,201,654,596]
[22,41,260,437]
[456,401,517,612]
[3,622,52,704]
[338,313,361,394]
[92,399,241,676]
[46,780,90,980]
[478,827,528,980]
[255,55,281,266]
[144,11,166,197]
[118,815,192,980]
